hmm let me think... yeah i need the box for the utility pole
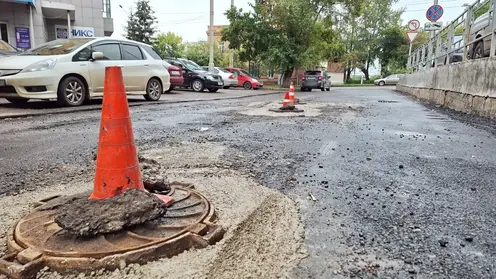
[208,0,215,71]
[229,0,234,68]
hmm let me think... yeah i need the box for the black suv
[164,58,224,92]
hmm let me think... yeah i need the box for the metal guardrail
[409,0,496,71]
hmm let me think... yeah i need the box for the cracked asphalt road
[0,87,495,278]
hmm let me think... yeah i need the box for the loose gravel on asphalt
[0,87,495,278]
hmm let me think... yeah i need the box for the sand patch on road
[0,142,305,279]
[239,101,331,117]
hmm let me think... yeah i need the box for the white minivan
[0,37,170,106]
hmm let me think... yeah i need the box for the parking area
[0,88,282,119]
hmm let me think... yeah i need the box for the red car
[224,67,263,90]
[163,61,184,92]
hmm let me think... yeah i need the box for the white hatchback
[0,37,170,106]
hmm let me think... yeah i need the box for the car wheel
[5,97,29,104]
[300,87,304,91]
[379,81,385,86]
[472,41,484,59]
[192,79,205,92]
[57,76,86,107]
[243,81,252,90]
[208,88,219,93]
[223,86,230,89]
[165,85,174,93]
[144,78,162,101]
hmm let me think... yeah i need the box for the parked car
[301,70,331,91]
[374,74,404,86]
[0,37,170,106]
[163,60,183,92]
[469,10,492,59]
[0,40,20,58]
[202,66,237,89]
[164,58,223,92]
[437,35,464,65]
[224,67,263,90]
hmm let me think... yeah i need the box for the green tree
[125,0,156,44]
[153,32,185,58]
[377,25,428,76]
[340,0,402,80]
[184,41,227,67]
[223,0,363,85]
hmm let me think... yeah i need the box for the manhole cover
[0,184,224,279]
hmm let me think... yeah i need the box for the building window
[102,0,111,18]
[219,41,225,53]
[0,23,8,43]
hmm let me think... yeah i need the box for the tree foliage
[222,0,364,84]
[153,32,185,58]
[338,0,403,80]
[184,41,231,67]
[125,0,156,44]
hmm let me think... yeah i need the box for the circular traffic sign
[426,5,444,22]
[408,19,420,31]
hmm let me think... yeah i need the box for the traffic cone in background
[282,92,291,107]
[289,82,295,104]
[90,66,144,200]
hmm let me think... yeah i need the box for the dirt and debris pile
[280,104,296,110]
[138,155,171,194]
[54,189,167,236]
[93,154,171,194]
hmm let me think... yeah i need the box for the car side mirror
[91,51,104,60]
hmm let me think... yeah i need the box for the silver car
[469,10,492,59]
[437,35,464,65]
[374,74,404,86]
[0,40,20,58]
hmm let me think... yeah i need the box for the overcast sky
[110,0,471,42]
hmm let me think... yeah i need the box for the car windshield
[305,71,321,76]
[241,70,257,78]
[180,59,202,71]
[0,40,18,53]
[20,38,95,55]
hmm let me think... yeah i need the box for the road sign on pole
[424,21,443,31]
[407,32,419,43]
[408,19,420,31]
[426,5,444,22]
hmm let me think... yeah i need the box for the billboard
[55,26,95,39]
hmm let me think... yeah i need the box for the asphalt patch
[54,189,167,236]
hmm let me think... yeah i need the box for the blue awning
[5,0,35,4]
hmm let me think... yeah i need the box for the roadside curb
[0,91,284,120]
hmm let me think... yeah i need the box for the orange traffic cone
[90,66,144,200]
[282,92,291,107]
[289,82,295,104]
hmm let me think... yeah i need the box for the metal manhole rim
[11,185,215,259]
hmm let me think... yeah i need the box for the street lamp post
[229,0,234,68]
[208,0,215,71]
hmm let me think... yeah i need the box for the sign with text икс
[55,26,95,39]
[15,27,30,49]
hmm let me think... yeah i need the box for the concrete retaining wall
[396,57,496,119]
